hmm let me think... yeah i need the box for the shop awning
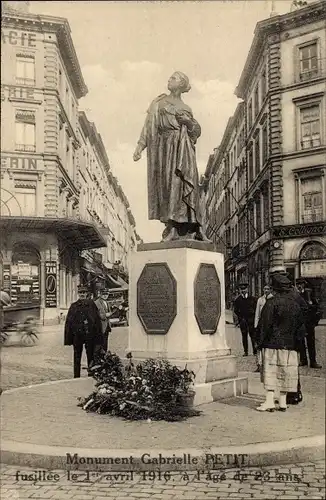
[80,258,129,290]
[0,216,106,250]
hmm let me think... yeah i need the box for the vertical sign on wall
[45,261,57,308]
[3,264,11,295]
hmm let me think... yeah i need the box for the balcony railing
[302,210,323,224]
[15,77,35,86]
[299,68,320,82]
[15,144,36,152]
[231,242,248,260]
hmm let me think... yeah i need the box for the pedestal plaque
[194,263,221,334]
[137,262,177,335]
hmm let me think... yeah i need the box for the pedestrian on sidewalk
[94,289,113,352]
[233,282,257,357]
[296,278,322,369]
[64,285,103,378]
[256,274,305,412]
[254,284,273,372]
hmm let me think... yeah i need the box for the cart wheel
[21,333,38,346]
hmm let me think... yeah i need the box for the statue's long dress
[137,94,202,226]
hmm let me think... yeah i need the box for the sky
[29,0,295,242]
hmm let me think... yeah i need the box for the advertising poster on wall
[45,261,57,308]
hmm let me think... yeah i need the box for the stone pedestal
[128,241,248,405]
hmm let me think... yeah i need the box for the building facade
[204,0,326,313]
[76,112,138,296]
[0,2,139,323]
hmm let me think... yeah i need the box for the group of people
[233,272,322,412]
[64,286,114,378]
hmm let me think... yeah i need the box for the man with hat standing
[257,274,305,411]
[233,281,258,357]
[64,284,103,378]
[296,278,322,369]
[94,289,113,352]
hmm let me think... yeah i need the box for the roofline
[235,0,326,98]
[78,111,110,170]
[2,10,88,99]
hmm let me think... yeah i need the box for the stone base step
[194,376,248,406]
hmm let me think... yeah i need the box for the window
[254,134,260,176]
[248,100,253,130]
[262,185,270,232]
[16,53,35,86]
[65,86,69,110]
[262,124,268,164]
[248,204,255,242]
[301,177,323,223]
[248,145,254,184]
[300,105,321,149]
[15,110,36,152]
[72,101,75,123]
[261,70,267,101]
[14,181,36,216]
[255,195,262,236]
[58,68,62,94]
[299,42,318,81]
[254,85,259,118]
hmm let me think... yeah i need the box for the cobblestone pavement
[1,323,325,391]
[0,461,325,499]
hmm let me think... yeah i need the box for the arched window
[300,242,326,261]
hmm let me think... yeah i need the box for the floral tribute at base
[77,350,201,421]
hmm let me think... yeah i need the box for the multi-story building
[76,112,138,295]
[0,1,139,322]
[204,0,326,312]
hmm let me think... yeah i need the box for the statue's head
[168,71,191,93]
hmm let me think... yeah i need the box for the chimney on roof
[269,0,279,17]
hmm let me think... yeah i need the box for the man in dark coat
[64,285,103,378]
[233,282,257,356]
[296,278,322,369]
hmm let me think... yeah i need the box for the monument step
[194,376,248,406]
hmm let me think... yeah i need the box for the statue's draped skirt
[138,95,202,226]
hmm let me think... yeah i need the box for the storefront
[0,216,106,324]
[299,241,326,318]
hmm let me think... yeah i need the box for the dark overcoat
[64,299,103,347]
[258,291,305,351]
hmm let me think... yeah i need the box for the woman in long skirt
[256,274,305,412]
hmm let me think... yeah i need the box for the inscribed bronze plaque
[137,263,177,335]
[194,263,221,334]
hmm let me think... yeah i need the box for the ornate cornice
[2,12,88,99]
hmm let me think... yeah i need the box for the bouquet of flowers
[78,352,200,421]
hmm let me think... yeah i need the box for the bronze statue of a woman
[133,71,209,242]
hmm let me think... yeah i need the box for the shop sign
[1,85,36,102]
[1,29,36,47]
[45,261,57,308]
[1,156,38,170]
[301,260,326,277]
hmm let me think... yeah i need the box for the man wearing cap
[64,285,103,378]
[233,282,258,356]
[94,289,113,352]
[296,278,322,369]
[257,274,305,412]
